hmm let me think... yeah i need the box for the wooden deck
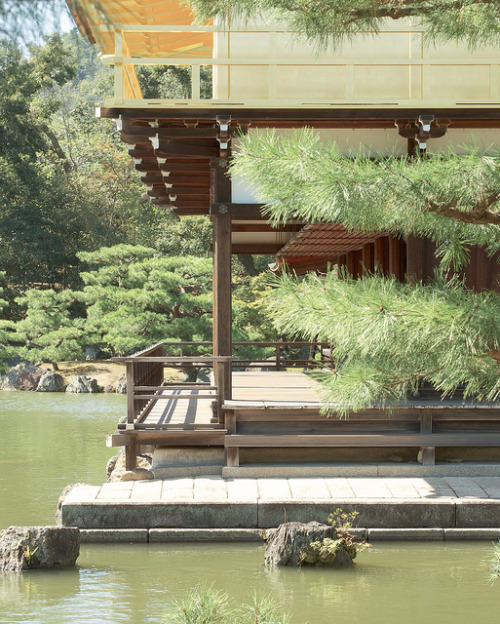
[142,371,320,428]
[107,368,500,470]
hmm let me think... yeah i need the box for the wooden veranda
[108,342,500,472]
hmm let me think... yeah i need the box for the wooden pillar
[419,410,435,466]
[389,236,406,281]
[374,237,389,275]
[361,243,374,276]
[211,158,232,403]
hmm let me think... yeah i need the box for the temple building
[66,0,500,473]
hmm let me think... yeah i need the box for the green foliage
[267,270,500,415]
[14,288,84,365]
[79,245,213,356]
[157,216,213,257]
[490,541,500,581]
[186,0,500,50]
[166,585,291,624]
[137,65,213,100]
[300,537,347,565]
[328,508,360,532]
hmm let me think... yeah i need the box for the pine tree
[186,0,500,50]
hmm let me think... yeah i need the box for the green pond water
[0,392,499,624]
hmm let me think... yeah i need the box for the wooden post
[125,437,137,471]
[374,237,389,275]
[405,235,424,283]
[211,158,233,413]
[419,410,435,466]
[126,361,135,426]
[389,236,404,280]
[361,243,374,276]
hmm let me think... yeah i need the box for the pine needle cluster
[267,271,500,416]
[185,0,500,50]
[166,585,291,624]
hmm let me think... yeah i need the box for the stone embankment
[0,364,126,393]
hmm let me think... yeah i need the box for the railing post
[126,361,135,428]
[276,343,281,371]
[216,359,225,424]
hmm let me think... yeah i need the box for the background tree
[14,288,84,370]
[78,245,214,356]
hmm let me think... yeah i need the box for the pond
[0,392,498,624]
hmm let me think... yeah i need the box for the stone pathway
[65,476,500,503]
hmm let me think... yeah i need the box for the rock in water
[0,526,80,571]
[36,370,66,392]
[1,365,46,391]
[114,373,127,394]
[264,521,356,567]
[65,375,99,393]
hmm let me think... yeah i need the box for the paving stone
[383,478,422,499]
[288,478,330,499]
[194,476,228,501]
[444,477,488,499]
[161,478,194,501]
[130,480,163,501]
[473,477,500,499]
[410,478,456,498]
[323,478,356,498]
[97,482,133,500]
[347,478,393,498]
[63,485,101,503]
[256,478,292,500]
[227,478,259,501]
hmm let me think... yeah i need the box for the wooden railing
[158,340,331,371]
[113,340,331,430]
[113,343,232,428]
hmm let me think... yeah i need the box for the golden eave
[65,0,212,57]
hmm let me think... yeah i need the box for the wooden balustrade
[112,340,331,469]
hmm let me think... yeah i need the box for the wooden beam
[210,203,267,220]
[230,243,284,254]
[232,223,302,233]
[156,140,219,158]
[99,107,500,126]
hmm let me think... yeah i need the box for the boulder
[65,375,100,393]
[107,449,154,481]
[36,370,66,393]
[103,384,114,393]
[0,526,80,571]
[109,468,154,482]
[1,364,46,391]
[114,373,127,394]
[264,521,356,567]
